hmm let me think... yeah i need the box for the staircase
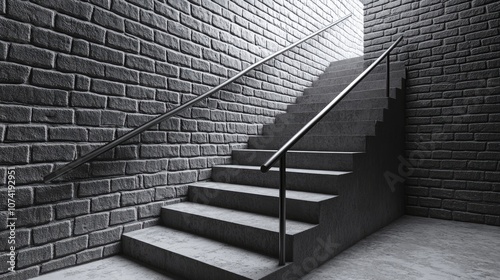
[122,57,407,279]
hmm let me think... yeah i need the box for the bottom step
[122,226,290,280]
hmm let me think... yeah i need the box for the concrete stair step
[161,202,317,260]
[324,60,364,72]
[231,149,362,171]
[274,108,386,124]
[286,98,390,113]
[296,88,399,104]
[123,226,290,280]
[320,61,406,78]
[262,121,379,137]
[211,164,352,193]
[327,56,364,67]
[304,79,403,95]
[188,182,337,223]
[313,70,406,87]
[248,134,369,152]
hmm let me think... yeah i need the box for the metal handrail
[43,15,352,184]
[260,36,403,265]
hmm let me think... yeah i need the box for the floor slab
[303,215,500,280]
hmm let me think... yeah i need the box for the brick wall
[0,0,363,278]
[363,0,500,225]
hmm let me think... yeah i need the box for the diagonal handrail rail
[44,14,352,183]
[260,36,403,265]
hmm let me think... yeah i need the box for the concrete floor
[304,216,500,280]
[33,215,500,280]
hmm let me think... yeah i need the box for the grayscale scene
[0,0,499,279]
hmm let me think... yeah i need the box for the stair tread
[232,149,363,155]
[190,181,337,203]
[214,164,351,176]
[164,202,317,235]
[124,225,288,279]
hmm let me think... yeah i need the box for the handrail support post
[279,153,287,265]
[386,54,390,97]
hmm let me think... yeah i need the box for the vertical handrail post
[386,54,390,97]
[279,153,287,265]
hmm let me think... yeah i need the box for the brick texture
[363,0,500,226]
[0,0,362,277]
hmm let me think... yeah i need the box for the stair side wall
[362,0,500,226]
[0,0,365,278]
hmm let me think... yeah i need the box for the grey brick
[155,186,176,200]
[125,20,154,41]
[71,92,107,109]
[91,193,120,212]
[55,14,105,43]
[139,72,167,88]
[111,176,137,192]
[111,0,139,20]
[110,208,137,225]
[41,255,76,274]
[35,183,73,204]
[105,64,140,83]
[6,0,54,27]
[103,242,121,257]
[0,62,30,83]
[72,39,90,56]
[32,144,76,163]
[5,125,47,142]
[32,0,93,20]
[126,85,155,99]
[76,109,101,126]
[49,127,88,141]
[57,54,106,78]
[74,212,109,235]
[0,228,30,251]
[54,235,88,257]
[101,110,126,126]
[125,54,155,72]
[0,145,29,164]
[143,172,167,187]
[76,247,103,264]
[141,144,179,158]
[92,7,125,32]
[90,161,126,177]
[32,221,71,245]
[88,227,122,247]
[91,79,126,96]
[89,44,125,65]
[140,10,167,31]
[0,16,31,43]
[167,170,197,184]
[121,189,154,206]
[108,97,138,112]
[32,69,75,90]
[138,201,164,218]
[168,21,191,40]
[56,200,90,219]
[16,244,52,269]
[106,31,139,53]
[11,164,52,185]
[154,31,179,50]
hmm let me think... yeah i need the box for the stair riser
[262,122,377,137]
[304,79,403,95]
[161,208,296,260]
[287,99,389,113]
[122,236,247,280]
[211,167,350,194]
[296,89,397,104]
[324,61,365,72]
[232,150,355,171]
[313,71,406,87]
[274,109,385,124]
[188,185,325,223]
[248,135,367,152]
[322,62,406,77]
